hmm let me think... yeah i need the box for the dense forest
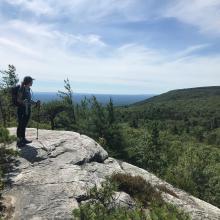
[0,65,219,218]
[117,86,220,207]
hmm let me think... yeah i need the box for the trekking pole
[36,103,40,140]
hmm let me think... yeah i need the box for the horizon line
[33,91,158,96]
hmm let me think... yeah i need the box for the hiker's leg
[17,107,25,139]
[22,111,31,139]
[17,107,26,147]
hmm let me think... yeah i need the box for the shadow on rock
[0,145,20,217]
[19,144,39,163]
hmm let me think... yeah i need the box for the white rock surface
[1,128,220,220]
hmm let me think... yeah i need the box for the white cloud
[8,20,53,38]
[1,0,220,94]
[3,0,156,22]
[4,0,220,37]
[0,37,39,57]
[0,19,219,94]
[164,0,220,36]
[1,20,107,57]
[4,0,53,15]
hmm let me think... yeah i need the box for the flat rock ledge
[1,128,220,220]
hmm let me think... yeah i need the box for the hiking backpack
[11,85,21,106]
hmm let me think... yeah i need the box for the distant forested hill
[120,86,220,127]
[133,86,220,105]
[116,86,220,208]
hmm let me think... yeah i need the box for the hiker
[16,76,40,148]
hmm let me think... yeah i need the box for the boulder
[1,128,219,220]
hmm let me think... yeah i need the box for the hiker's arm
[36,100,41,107]
[30,100,36,105]
[31,100,41,107]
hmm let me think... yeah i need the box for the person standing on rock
[16,76,40,148]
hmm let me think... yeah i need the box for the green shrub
[73,175,191,220]
[72,178,148,220]
[150,203,190,220]
[111,173,162,207]
[0,127,16,144]
[0,127,18,219]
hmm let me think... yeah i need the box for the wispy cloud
[0,1,219,94]
[4,0,53,15]
[1,20,107,56]
[3,0,158,22]
[164,0,220,36]
[0,37,38,57]
[4,0,220,36]
[0,19,218,94]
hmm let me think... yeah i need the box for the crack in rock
[74,152,107,165]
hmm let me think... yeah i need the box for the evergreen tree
[43,100,66,130]
[0,65,19,126]
[0,65,18,88]
[134,121,165,175]
[106,98,115,126]
[58,78,73,105]
[90,96,107,138]
[74,97,90,134]
[58,78,76,124]
[151,121,159,146]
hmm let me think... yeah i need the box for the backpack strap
[18,86,26,97]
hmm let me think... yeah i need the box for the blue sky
[0,0,220,94]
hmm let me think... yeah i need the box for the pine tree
[0,65,18,88]
[137,121,165,175]
[90,96,107,138]
[107,98,115,126]
[0,64,19,126]
[58,78,73,105]
[43,100,66,130]
[58,78,76,123]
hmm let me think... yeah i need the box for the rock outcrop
[1,128,220,220]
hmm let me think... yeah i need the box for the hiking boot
[16,139,25,148]
[23,138,32,144]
